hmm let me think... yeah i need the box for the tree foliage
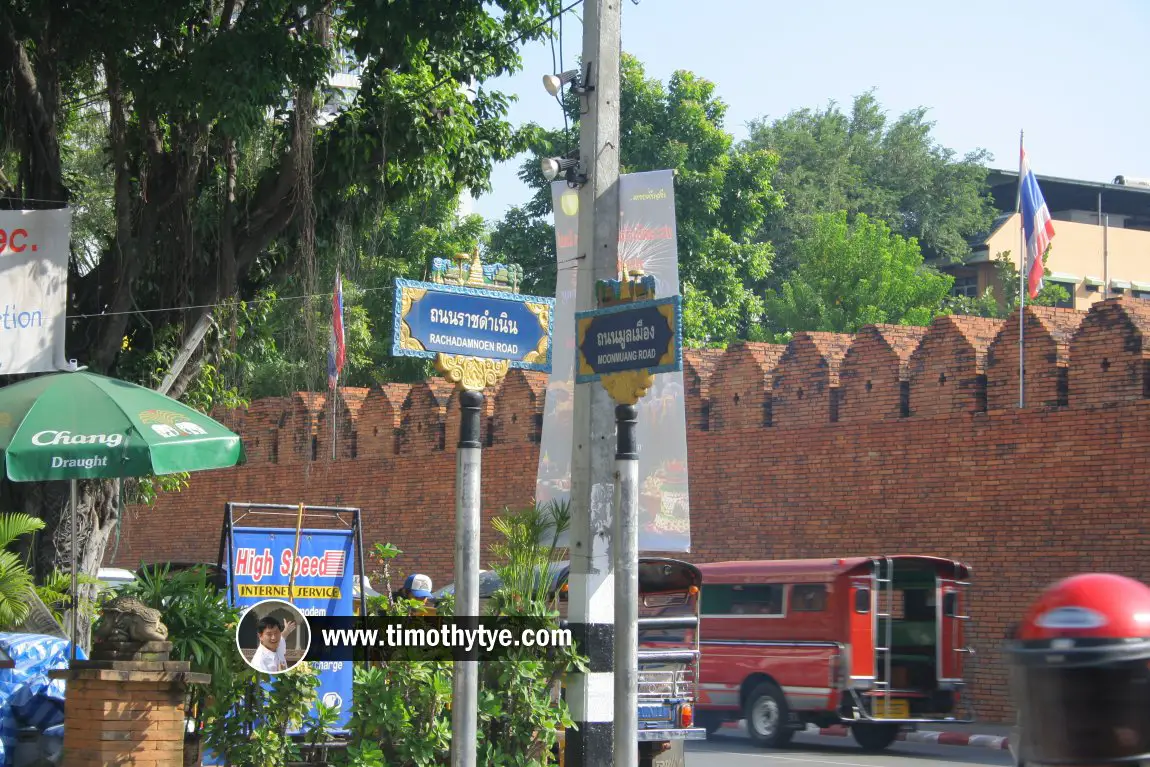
[940,248,1071,319]
[0,0,560,630]
[236,192,489,397]
[0,513,44,629]
[488,53,785,345]
[767,211,954,334]
[745,91,998,277]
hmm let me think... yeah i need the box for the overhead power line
[405,0,585,105]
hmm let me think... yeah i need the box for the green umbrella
[0,370,246,657]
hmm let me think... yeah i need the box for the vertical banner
[227,527,355,731]
[535,182,580,511]
[618,170,690,551]
[536,171,691,552]
[0,209,71,374]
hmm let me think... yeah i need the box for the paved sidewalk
[721,720,1014,751]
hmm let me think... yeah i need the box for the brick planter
[50,643,209,767]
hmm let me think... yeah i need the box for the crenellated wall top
[216,299,1150,458]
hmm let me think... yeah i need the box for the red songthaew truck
[694,555,975,751]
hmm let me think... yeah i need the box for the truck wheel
[851,722,900,751]
[744,681,794,748]
[695,711,724,736]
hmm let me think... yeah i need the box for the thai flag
[328,270,345,390]
[1019,147,1056,299]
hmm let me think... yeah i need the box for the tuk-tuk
[554,557,707,766]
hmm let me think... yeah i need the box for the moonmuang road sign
[392,279,554,372]
[575,296,682,383]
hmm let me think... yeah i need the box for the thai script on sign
[596,320,657,351]
[429,308,519,336]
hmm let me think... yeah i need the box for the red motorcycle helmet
[1006,573,1150,765]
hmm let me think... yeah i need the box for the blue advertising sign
[575,296,683,382]
[392,278,554,371]
[226,527,355,731]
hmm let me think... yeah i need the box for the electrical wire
[557,0,572,156]
[13,1,589,321]
[65,286,378,320]
[404,0,585,106]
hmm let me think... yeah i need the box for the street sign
[392,278,554,372]
[226,526,355,732]
[575,296,682,383]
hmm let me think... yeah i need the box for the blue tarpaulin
[0,633,85,766]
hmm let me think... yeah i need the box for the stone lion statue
[93,595,169,644]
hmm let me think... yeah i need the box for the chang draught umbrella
[0,371,246,658]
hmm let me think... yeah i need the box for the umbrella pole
[70,478,78,663]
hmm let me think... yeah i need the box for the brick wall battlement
[108,298,1150,724]
[203,300,1150,461]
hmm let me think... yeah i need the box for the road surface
[681,729,1014,767]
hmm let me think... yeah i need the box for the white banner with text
[0,209,71,374]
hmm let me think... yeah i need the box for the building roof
[966,211,1014,249]
[984,169,1150,227]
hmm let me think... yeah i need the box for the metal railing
[637,665,696,702]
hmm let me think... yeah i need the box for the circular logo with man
[236,599,312,675]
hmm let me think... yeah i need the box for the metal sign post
[392,250,553,767]
[576,273,682,767]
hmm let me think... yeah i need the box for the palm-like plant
[0,513,46,629]
[35,568,103,626]
[487,500,570,617]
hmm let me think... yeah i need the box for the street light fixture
[543,70,579,97]
[541,156,587,188]
[542,156,579,182]
[542,63,593,97]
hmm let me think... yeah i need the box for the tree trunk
[4,478,120,651]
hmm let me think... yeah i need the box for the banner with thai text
[0,209,71,374]
[536,171,690,551]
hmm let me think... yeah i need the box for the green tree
[0,0,560,639]
[745,91,997,282]
[488,53,784,345]
[940,248,1071,319]
[236,191,487,397]
[0,513,45,629]
[767,211,954,334]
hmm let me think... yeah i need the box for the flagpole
[1017,129,1026,409]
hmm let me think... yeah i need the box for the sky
[467,0,1150,222]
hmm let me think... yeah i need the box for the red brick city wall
[107,298,1150,724]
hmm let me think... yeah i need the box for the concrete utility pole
[565,0,623,765]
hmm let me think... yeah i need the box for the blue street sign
[575,296,683,383]
[392,278,554,371]
[227,527,355,731]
